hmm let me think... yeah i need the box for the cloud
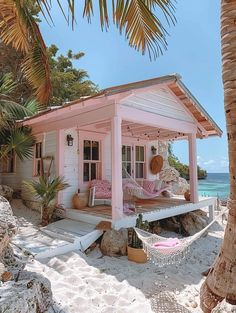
[203,160,215,166]
[220,158,229,168]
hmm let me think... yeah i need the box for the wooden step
[13,219,103,260]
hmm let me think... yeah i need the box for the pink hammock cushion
[153,238,181,250]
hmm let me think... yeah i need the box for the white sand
[11,200,228,313]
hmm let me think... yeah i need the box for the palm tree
[0,73,37,161]
[0,0,175,105]
[24,175,69,226]
[199,1,236,311]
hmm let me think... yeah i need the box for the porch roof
[22,74,222,137]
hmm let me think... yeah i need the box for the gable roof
[23,74,222,137]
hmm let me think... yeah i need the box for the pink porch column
[111,115,123,220]
[188,133,199,203]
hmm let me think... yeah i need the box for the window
[122,145,132,177]
[34,142,42,176]
[122,144,146,179]
[135,146,145,178]
[0,149,15,173]
[83,140,101,182]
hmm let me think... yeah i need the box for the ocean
[198,173,230,199]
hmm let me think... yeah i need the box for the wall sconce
[151,145,157,155]
[66,134,74,146]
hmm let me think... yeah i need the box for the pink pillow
[143,180,155,194]
[153,238,181,249]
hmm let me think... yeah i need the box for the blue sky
[40,0,228,173]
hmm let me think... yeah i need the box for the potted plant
[127,214,149,263]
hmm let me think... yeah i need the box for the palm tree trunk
[200,0,236,311]
[41,205,49,226]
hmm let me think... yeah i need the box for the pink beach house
[1,75,222,230]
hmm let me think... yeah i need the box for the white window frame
[78,131,105,188]
[33,142,43,177]
[135,145,146,179]
[83,139,101,183]
[122,142,146,179]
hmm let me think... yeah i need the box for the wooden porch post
[111,115,123,221]
[188,133,199,203]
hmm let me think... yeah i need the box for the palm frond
[113,0,174,58]
[0,0,31,53]
[0,73,16,95]
[0,0,51,104]
[24,175,70,208]
[22,42,51,104]
[22,98,41,116]
[4,127,35,160]
[38,0,175,59]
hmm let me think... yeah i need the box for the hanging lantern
[66,134,74,146]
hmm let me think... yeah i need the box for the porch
[66,195,217,229]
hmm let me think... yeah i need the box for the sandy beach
[11,199,231,313]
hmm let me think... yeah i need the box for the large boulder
[0,196,17,259]
[159,166,180,183]
[0,272,52,313]
[0,196,53,312]
[212,300,236,313]
[180,210,209,235]
[0,185,13,201]
[171,177,190,195]
[100,228,128,256]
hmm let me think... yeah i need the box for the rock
[171,177,190,195]
[1,270,12,282]
[101,228,128,256]
[0,271,52,313]
[50,205,66,222]
[0,196,18,257]
[161,217,181,233]
[212,299,236,313]
[159,167,180,183]
[0,196,53,312]
[191,301,198,308]
[0,185,13,201]
[151,221,162,234]
[180,210,209,235]
[0,262,6,277]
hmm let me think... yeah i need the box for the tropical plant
[0,73,38,161]
[48,44,98,105]
[0,0,175,104]
[0,41,32,103]
[24,175,69,226]
[130,214,149,249]
[168,154,207,180]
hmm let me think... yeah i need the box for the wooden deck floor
[66,196,217,229]
[75,196,188,219]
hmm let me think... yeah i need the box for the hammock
[122,166,169,200]
[134,208,228,267]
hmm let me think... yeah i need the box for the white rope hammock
[134,208,228,267]
[122,166,168,200]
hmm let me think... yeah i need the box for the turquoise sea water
[198,173,230,199]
